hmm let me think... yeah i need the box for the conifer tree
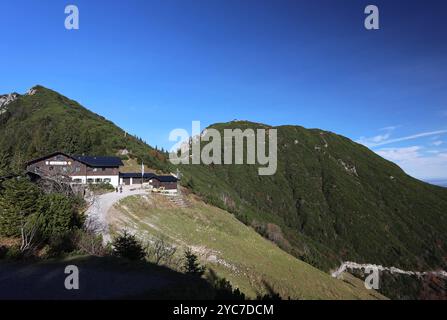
[183,248,206,277]
[0,178,41,237]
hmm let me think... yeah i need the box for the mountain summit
[179,121,447,274]
[0,85,169,173]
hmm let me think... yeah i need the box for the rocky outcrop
[0,93,19,115]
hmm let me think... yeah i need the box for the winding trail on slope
[332,261,447,279]
[85,186,148,243]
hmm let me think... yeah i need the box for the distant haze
[425,180,447,188]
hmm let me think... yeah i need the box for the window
[95,178,103,183]
[87,178,94,183]
[102,168,106,171]
[62,167,68,172]
[93,168,98,172]
[72,178,82,184]
[104,178,111,183]
[75,167,81,172]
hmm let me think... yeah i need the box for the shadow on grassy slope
[0,255,215,300]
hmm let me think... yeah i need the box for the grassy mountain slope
[1,85,446,287]
[110,193,385,300]
[0,86,169,173]
[179,121,447,272]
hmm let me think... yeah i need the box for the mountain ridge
[179,120,447,273]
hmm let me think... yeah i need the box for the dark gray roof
[27,152,123,168]
[120,173,157,179]
[120,172,178,182]
[74,156,123,167]
[156,175,178,182]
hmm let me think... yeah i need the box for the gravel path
[85,186,148,243]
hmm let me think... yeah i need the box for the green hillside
[179,121,447,272]
[1,85,446,293]
[0,86,169,174]
[110,193,386,300]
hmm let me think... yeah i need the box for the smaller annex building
[119,173,178,190]
[26,152,178,191]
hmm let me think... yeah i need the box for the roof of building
[26,152,72,166]
[155,175,179,182]
[120,172,157,179]
[74,155,123,167]
[120,172,178,182]
[26,152,123,167]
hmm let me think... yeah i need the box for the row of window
[72,178,112,184]
[46,166,82,172]
[45,166,109,173]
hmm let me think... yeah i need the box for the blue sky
[0,0,446,180]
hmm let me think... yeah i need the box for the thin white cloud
[432,140,443,146]
[357,133,390,146]
[376,146,421,162]
[359,130,447,148]
[376,146,447,180]
[379,125,399,131]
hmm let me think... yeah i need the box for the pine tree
[0,178,41,237]
[37,193,77,240]
[112,231,146,261]
[183,248,206,277]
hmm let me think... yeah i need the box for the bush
[2,245,23,260]
[46,231,78,257]
[112,231,146,261]
[0,245,7,259]
[89,183,115,193]
[73,229,109,256]
[37,193,80,240]
[183,248,206,277]
[213,277,246,300]
[147,236,177,266]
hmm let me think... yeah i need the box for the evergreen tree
[183,248,206,277]
[112,231,146,261]
[0,178,41,237]
[37,193,77,240]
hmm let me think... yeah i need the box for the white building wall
[71,175,120,188]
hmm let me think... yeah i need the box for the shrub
[88,183,115,194]
[147,236,177,266]
[3,245,23,260]
[37,193,79,240]
[0,245,7,259]
[73,229,109,256]
[213,277,246,300]
[256,292,282,300]
[112,231,146,261]
[47,231,77,257]
[183,248,206,277]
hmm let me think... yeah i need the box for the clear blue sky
[1,0,446,180]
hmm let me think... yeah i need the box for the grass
[120,158,161,174]
[110,193,387,300]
